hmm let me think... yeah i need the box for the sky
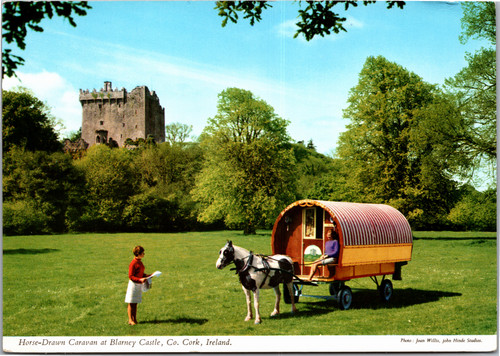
[2,1,489,155]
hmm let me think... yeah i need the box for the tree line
[3,3,496,235]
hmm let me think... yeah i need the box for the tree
[439,2,496,182]
[291,143,335,199]
[64,127,82,142]
[458,1,496,45]
[448,186,496,231]
[2,88,62,152]
[75,145,138,231]
[215,1,405,41]
[132,142,205,230]
[2,147,85,233]
[2,1,92,77]
[306,139,316,151]
[337,56,458,228]
[192,88,296,234]
[165,122,193,144]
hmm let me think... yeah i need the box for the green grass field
[3,230,497,336]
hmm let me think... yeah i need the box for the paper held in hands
[150,271,162,278]
[142,271,162,292]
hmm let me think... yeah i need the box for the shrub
[123,194,180,232]
[3,200,51,235]
[448,188,496,231]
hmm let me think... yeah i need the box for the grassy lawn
[3,230,497,336]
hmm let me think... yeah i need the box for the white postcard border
[3,335,497,353]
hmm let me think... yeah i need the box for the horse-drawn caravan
[271,199,413,310]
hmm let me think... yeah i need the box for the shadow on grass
[141,317,208,325]
[351,288,462,310]
[276,288,462,319]
[3,248,59,255]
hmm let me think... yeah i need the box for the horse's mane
[233,244,250,258]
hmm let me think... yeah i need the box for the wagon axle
[283,275,395,310]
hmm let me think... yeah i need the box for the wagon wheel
[283,283,300,304]
[337,286,353,310]
[329,281,343,296]
[379,279,393,302]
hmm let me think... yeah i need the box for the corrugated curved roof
[276,200,412,246]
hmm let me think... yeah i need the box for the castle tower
[79,81,165,147]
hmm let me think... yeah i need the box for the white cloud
[3,71,82,135]
[3,33,349,153]
[345,16,364,29]
[277,19,298,39]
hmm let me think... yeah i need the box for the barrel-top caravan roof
[273,200,413,246]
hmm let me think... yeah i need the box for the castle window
[96,136,100,143]
[98,104,102,110]
[122,123,125,127]
[100,121,104,125]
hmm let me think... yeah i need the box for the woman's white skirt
[125,280,142,303]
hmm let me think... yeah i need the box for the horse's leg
[271,286,280,317]
[253,289,261,324]
[242,286,253,322]
[286,282,298,314]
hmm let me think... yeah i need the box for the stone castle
[79,81,165,147]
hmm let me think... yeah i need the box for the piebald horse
[216,241,298,324]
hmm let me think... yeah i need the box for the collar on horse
[233,251,272,289]
[235,251,254,274]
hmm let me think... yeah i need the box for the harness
[232,251,272,289]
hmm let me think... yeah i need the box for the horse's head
[216,240,235,269]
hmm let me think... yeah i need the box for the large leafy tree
[2,88,62,153]
[2,1,91,77]
[440,2,496,182]
[131,141,205,230]
[165,122,193,144]
[74,145,139,231]
[337,56,458,228]
[3,147,85,234]
[215,1,405,41]
[192,88,296,234]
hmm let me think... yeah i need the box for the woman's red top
[129,258,145,283]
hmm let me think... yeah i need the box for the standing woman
[125,246,150,325]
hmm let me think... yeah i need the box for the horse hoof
[254,320,261,325]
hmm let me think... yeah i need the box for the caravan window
[303,208,316,239]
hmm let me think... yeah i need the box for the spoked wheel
[379,279,393,302]
[337,286,353,310]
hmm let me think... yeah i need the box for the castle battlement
[79,81,126,101]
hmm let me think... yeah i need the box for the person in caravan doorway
[306,226,339,281]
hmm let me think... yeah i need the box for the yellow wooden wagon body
[271,199,413,282]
